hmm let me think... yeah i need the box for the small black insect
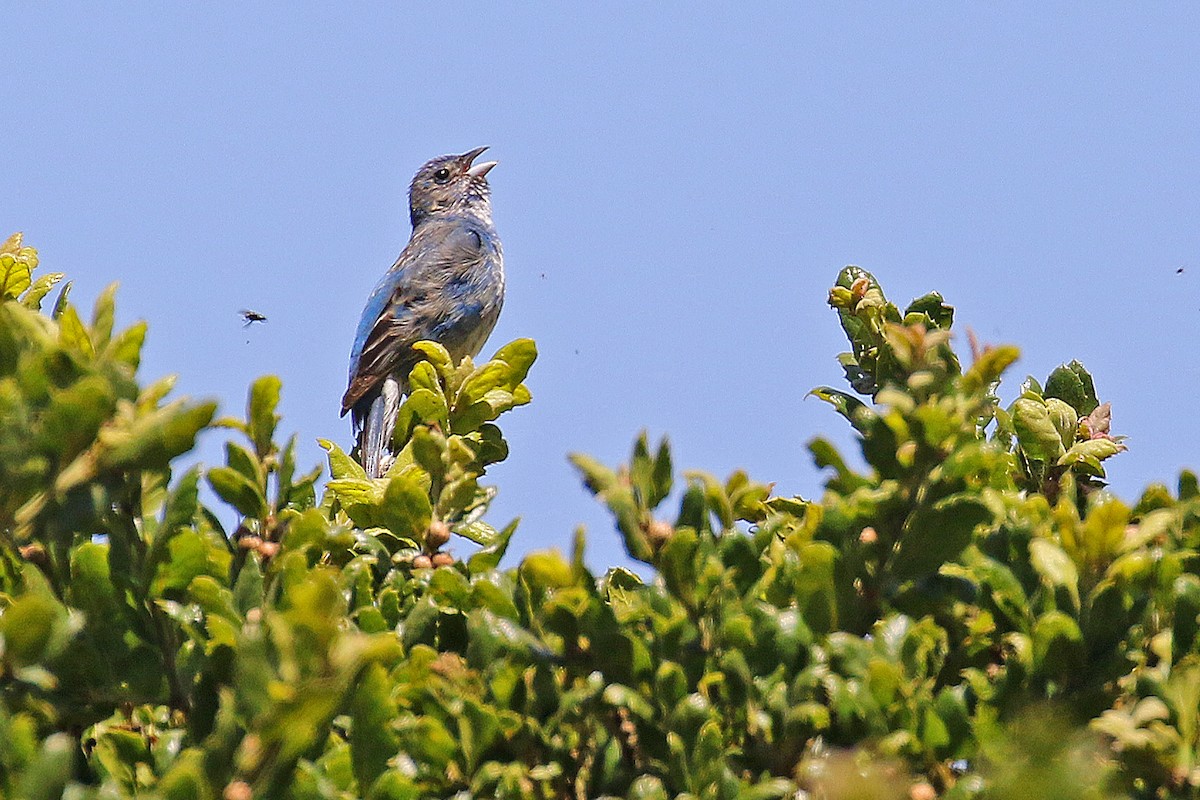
[240,309,268,327]
[1177,267,1185,274]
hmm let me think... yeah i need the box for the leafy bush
[1,233,1198,799]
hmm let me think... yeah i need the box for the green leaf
[1020,375,1044,399]
[152,531,228,597]
[569,453,618,495]
[603,683,656,721]
[157,749,212,800]
[1029,538,1081,612]
[350,662,400,792]
[91,282,118,348]
[904,291,954,329]
[628,776,670,800]
[1044,360,1099,415]
[467,519,519,573]
[58,304,93,357]
[1172,575,1200,661]
[138,374,177,408]
[456,361,511,408]
[41,374,116,460]
[1044,397,1078,450]
[808,436,869,493]
[407,360,443,396]
[379,470,433,539]
[208,466,268,518]
[468,423,509,467]
[101,400,217,470]
[283,508,335,552]
[629,432,654,506]
[692,720,725,782]
[410,425,446,484]
[396,388,449,435]
[164,466,202,532]
[454,519,498,545]
[521,550,574,589]
[808,386,872,432]
[490,338,538,387]
[891,494,992,581]
[233,555,265,615]
[1083,499,1129,567]
[17,734,73,800]
[465,608,554,666]
[961,343,1020,393]
[320,437,368,481]
[693,472,733,529]
[411,340,454,383]
[93,727,150,789]
[21,272,65,311]
[280,435,320,510]
[327,478,384,527]
[1164,657,1200,750]
[794,541,838,633]
[651,437,673,509]
[224,441,265,487]
[919,704,951,751]
[394,715,456,771]
[657,526,699,608]
[450,390,521,431]
[107,320,147,368]
[142,468,203,586]
[68,541,118,621]
[0,593,68,666]
[1058,438,1126,470]
[1032,610,1084,677]
[248,375,282,458]
[437,476,479,520]
[0,250,33,300]
[1180,469,1199,500]
[629,433,674,510]
[1010,397,1066,462]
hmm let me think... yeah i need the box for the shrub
[1,233,1197,799]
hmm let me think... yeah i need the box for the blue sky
[6,5,1200,570]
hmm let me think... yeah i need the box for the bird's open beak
[462,146,498,178]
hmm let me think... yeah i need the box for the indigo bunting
[342,147,504,477]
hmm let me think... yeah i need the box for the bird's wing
[341,223,486,416]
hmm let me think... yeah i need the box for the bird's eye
[433,167,451,183]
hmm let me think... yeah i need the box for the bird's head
[408,146,498,226]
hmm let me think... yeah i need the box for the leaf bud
[426,519,451,551]
[224,782,252,800]
[647,519,674,547]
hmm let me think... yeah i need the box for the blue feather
[342,149,504,477]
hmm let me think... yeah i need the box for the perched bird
[342,147,504,477]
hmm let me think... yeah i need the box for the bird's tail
[356,376,402,478]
